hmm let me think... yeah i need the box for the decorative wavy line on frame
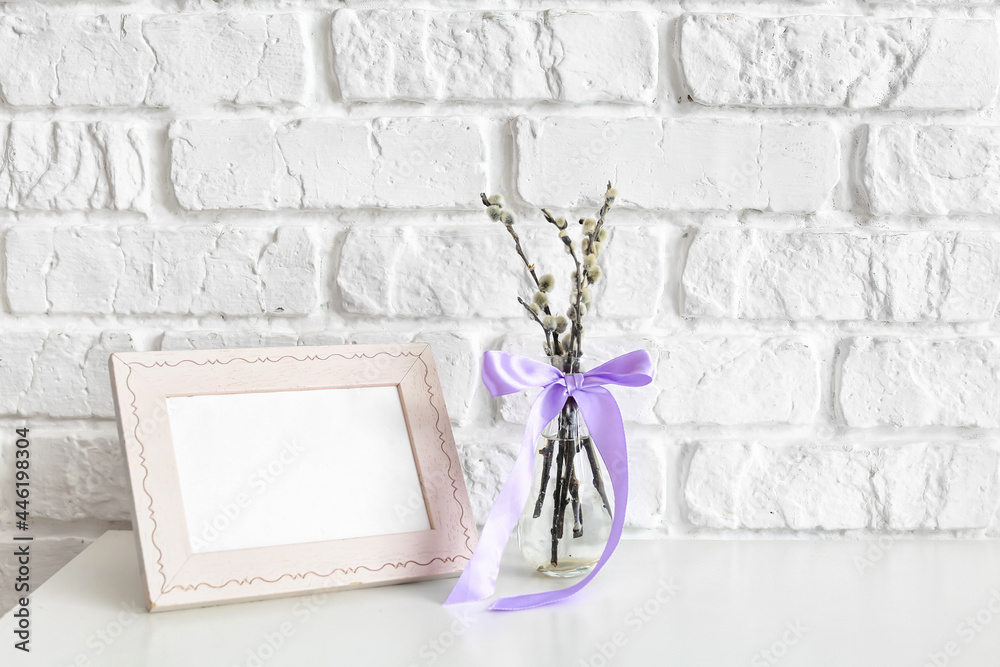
[124,362,170,596]
[412,354,476,557]
[127,349,418,370]
[164,554,470,592]
[122,348,472,595]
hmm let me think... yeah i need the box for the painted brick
[681,15,998,110]
[332,9,656,103]
[685,442,1000,530]
[0,12,306,108]
[143,13,307,106]
[339,223,666,321]
[160,331,299,351]
[839,337,1000,428]
[0,122,147,211]
[623,440,668,530]
[170,118,487,210]
[5,226,318,316]
[516,117,839,212]
[298,333,348,347]
[656,338,819,425]
[0,13,153,106]
[2,428,130,522]
[0,331,136,418]
[866,125,1000,216]
[413,332,479,426]
[682,229,1000,322]
[598,226,666,319]
[457,442,517,526]
[338,225,533,318]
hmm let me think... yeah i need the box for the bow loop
[582,350,655,389]
[445,349,654,611]
[481,349,654,398]
[481,352,562,397]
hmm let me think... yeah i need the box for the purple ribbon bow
[445,349,654,611]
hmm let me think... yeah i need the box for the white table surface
[4,531,1000,666]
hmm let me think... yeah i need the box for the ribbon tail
[490,387,628,611]
[445,384,567,605]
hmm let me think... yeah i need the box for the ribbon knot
[445,349,654,611]
[565,372,587,395]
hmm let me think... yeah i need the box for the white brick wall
[3,0,1000,614]
[516,117,840,211]
[682,229,1000,321]
[0,122,147,210]
[331,10,657,103]
[7,226,319,315]
[680,15,999,110]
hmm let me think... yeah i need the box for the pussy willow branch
[568,242,583,356]
[595,180,612,232]
[482,193,540,287]
[517,296,546,325]
[517,296,553,352]
[483,193,562,356]
[570,181,614,356]
[540,207,583,356]
[587,183,611,263]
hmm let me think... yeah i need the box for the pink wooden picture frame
[108,343,478,612]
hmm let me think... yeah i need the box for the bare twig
[570,465,582,538]
[582,436,611,516]
[550,436,566,566]
[558,438,573,539]
[555,437,571,542]
[533,439,555,519]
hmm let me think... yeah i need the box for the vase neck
[548,354,582,374]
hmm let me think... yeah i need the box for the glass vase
[516,355,613,577]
